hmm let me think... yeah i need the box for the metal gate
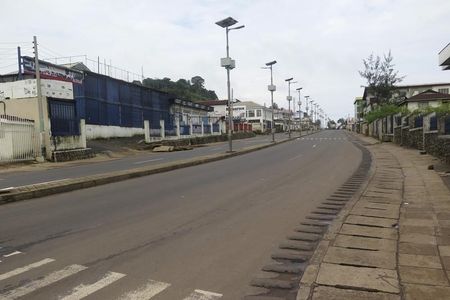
[0,115,39,163]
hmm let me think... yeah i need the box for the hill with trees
[142,76,218,102]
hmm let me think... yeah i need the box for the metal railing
[0,115,40,163]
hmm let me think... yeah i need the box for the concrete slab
[351,207,399,219]
[323,246,396,269]
[399,242,439,256]
[340,224,398,240]
[312,286,400,300]
[400,233,437,245]
[404,284,450,300]
[316,263,399,293]
[334,234,397,252]
[399,266,448,286]
[345,215,397,228]
[399,253,442,269]
[439,245,450,256]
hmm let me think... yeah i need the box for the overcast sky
[1,0,449,120]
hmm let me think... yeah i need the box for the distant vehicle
[328,123,336,130]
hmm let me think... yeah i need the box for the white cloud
[1,0,449,120]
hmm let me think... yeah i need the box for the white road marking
[0,187,15,192]
[0,264,87,300]
[133,158,164,165]
[3,251,22,257]
[119,279,171,299]
[313,144,317,148]
[289,154,303,161]
[61,271,125,300]
[209,147,222,151]
[183,289,223,300]
[0,258,55,281]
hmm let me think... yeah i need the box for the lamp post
[304,95,310,133]
[310,100,315,130]
[285,77,295,138]
[216,17,245,152]
[262,60,277,142]
[296,87,302,136]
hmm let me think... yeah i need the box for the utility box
[268,84,276,92]
[221,57,235,69]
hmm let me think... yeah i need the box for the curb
[0,132,317,205]
[296,133,377,300]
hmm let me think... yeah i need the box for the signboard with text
[22,56,83,84]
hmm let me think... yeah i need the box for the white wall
[86,124,144,139]
[0,79,74,100]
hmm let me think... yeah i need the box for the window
[256,109,262,117]
[438,88,449,94]
[247,110,255,118]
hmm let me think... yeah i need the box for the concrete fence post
[176,119,180,138]
[160,119,165,139]
[201,121,205,136]
[219,121,223,134]
[80,119,87,148]
[144,120,150,143]
[209,121,213,135]
[189,119,193,136]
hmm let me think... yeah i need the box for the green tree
[359,51,405,104]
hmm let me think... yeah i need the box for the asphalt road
[0,130,362,300]
[0,133,290,190]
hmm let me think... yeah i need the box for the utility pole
[33,36,45,159]
[285,77,295,139]
[296,87,302,136]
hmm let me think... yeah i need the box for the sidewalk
[297,134,450,299]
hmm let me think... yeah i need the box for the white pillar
[144,120,150,143]
[176,119,180,138]
[160,119,165,139]
[219,121,223,134]
[189,119,193,136]
[80,119,87,148]
[201,121,205,136]
[209,121,213,135]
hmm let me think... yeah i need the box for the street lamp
[304,95,310,133]
[285,77,295,139]
[262,60,277,142]
[216,17,245,152]
[296,87,302,136]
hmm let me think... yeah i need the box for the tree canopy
[359,51,405,104]
[142,76,218,102]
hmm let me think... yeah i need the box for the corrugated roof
[405,89,450,102]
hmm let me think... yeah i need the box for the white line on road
[3,251,22,258]
[0,258,55,281]
[209,147,223,151]
[133,158,165,165]
[289,154,303,161]
[60,271,125,300]
[313,144,317,148]
[0,264,87,300]
[119,279,171,299]
[183,289,223,300]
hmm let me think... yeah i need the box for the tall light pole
[296,87,302,136]
[285,78,295,139]
[262,60,277,142]
[304,95,310,133]
[314,103,319,130]
[216,17,245,152]
[310,100,315,130]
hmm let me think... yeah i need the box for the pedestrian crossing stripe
[0,257,221,299]
[299,137,347,141]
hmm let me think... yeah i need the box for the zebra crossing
[0,251,222,300]
[299,137,348,141]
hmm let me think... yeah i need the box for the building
[233,101,273,132]
[0,56,217,161]
[439,43,450,71]
[398,90,450,111]
[361,83,450,116]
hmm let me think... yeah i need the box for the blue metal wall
[74,72,173,129]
